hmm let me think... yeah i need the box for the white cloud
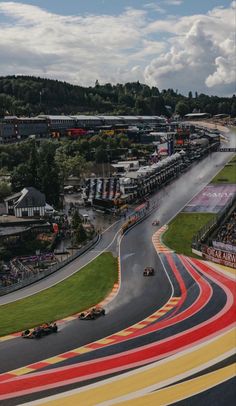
[144,3,236,95]
[143,3,166,14]
[165,0,183,4]
[0,1,235,96]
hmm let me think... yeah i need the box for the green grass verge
[162,213,215,257]
[211,154,236,184]
[0,252,117,336]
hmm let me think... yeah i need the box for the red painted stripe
[1,259,234,399]
[0,374,15,383]
[0,254,211,384]
[58,353,78,360]
[163,253,187,318]
[27,362,49,369]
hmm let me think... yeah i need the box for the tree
[71,210,81,229]
[175,101,190,117]
[28,141,40,188]
[0,181,11,201]
[75,224,87,244]
[37,142,60,207]
[11,163,32,191]
[231,101,236,117]
[94,145,108,163]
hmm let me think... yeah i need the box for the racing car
[22,322,58,338]
[143,267,155,276]
[152,220,160,226]
[78,307,105,320]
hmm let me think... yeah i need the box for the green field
[0,252,117,336]
[211,154,236,184]
[163,150,236,255]
[162,213,215,257]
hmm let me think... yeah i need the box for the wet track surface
[0,147,235,405]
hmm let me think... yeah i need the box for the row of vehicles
[21,308,106,338]
[21,267,155,337]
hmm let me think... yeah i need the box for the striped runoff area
[0,295,180,382]
[1,328,235,404]
[152,225,173,253]
[0,250,235,403]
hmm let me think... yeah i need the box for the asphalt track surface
[0,147,235,405]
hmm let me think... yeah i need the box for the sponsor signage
[202,245,236,268]
[183,184,236,213]
[213,240,236,253]
[219,148,236,152]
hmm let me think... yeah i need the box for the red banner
[202,245,236,269]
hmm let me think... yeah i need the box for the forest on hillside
[0,75,235,118]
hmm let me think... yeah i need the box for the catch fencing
[192,194,236,253]
[0,234,99,296]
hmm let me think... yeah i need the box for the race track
[0,148,235,405]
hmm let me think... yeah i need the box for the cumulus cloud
[0,2,150,85]
[0,1,235,95]
[144,2,236,95]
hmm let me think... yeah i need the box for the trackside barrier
[121,204,157,236]
[0,234,100,296]
[192,194,236,252]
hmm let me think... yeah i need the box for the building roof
[4,191,22,202]
[38,115,74,120]
[98,116,123,120]
[70,115,101,121]
[14,187,46,209]
[213,114,230,118]
[184,113,211,118]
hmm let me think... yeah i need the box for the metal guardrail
[0,234,100,296]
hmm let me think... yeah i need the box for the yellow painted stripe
[2,294,178,373]
[116,331,133,336]
[163,305,174,310]
[63,316,76,322]
[170,297,180,302]
[96,338,114,345]
[37,329,235,405]
[145,316,158,322]
[208,262,236,277]
[131,324,147,330]
[45,357,65,364]
[11,367,35,376]
[72,347,92,354]
[0,335,18,342]
[118,363,236,405]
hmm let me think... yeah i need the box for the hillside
[0,76,235,118]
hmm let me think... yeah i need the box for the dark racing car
[143,267,155,276]
[22,322,58,338]
[79,307,105,320]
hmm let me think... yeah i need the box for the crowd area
[215,209,236,247]
[0,253,57,287]
[0,264,19,286]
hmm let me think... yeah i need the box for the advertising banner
[202,245,236,268]
[183,184,236,213]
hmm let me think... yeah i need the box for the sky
[0,1,235,96]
